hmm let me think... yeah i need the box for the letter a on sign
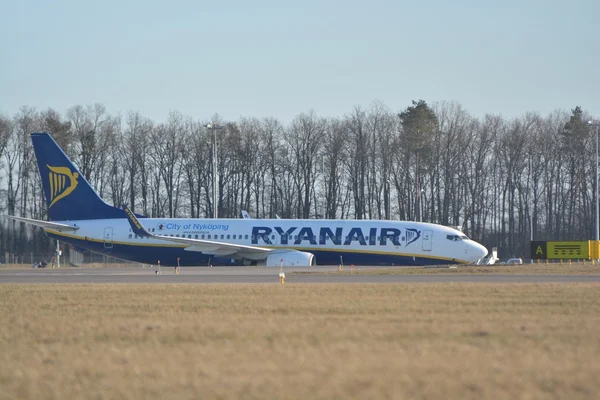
[536,245,544,255]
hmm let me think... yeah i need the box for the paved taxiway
[1,266,599,284]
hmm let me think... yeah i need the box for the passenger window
[221,235,224,239]
[227,235,230,239]
[128,234,132,238]
[233,235,236,239]
[245,235,249,240]
[208,235,211,239]
[201,234,205,239]
[195,235,198,239]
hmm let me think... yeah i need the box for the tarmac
[1,266,600,284]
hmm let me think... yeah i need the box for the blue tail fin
[31,132,129,221]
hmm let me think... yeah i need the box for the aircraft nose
[471,242,488,262]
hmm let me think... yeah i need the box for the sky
[1,0,599,123]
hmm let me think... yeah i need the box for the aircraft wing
[3,215,80,232]
[123,206,270,259]
[148,235,270,258]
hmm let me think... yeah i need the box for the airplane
[241,210,281,219]
[5,132,488,267]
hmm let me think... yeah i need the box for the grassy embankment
[4,261,600,275]
[297,262,600,275]
[1,283,599,399]
[0,262,136,269]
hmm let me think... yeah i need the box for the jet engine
[265,250,315,267]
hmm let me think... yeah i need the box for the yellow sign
[547,241,588,259]
[47,165,79,207]
[589,240,600,260]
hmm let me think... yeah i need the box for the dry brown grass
[5,261,600,275]
[300,262,600,275]
[0,263,38,269]
[0,284,599,399]
[0,262,138,269]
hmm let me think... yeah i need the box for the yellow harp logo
[47,165,79,207]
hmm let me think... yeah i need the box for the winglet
[123,205,150,237]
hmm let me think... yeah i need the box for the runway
[1,266,600,284]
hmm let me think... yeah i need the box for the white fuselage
[46,218,488,266]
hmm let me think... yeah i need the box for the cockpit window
[447,234,470,241]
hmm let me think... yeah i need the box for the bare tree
[150,112,186,217]
[2,100,600,261]
[345,107,369,219]
[321,118,347,219]
[121,111,153,213]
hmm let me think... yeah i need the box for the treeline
[0,101,597,260]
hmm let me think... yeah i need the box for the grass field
[3,261,600,275]
[1,284,599,399]
[297,262,600,275]
[0,262,136,269]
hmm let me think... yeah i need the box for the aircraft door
[422,230,432,251]
[104,227,113,249]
